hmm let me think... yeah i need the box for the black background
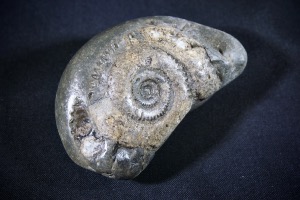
[1,0,299,199]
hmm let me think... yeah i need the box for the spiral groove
[126,68,172,121]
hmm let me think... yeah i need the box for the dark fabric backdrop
[0,0,299,199]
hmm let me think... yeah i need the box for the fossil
[55,16,247,179]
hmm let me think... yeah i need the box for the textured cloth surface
[0,0,299,199]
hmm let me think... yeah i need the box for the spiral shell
[55,16,247,179]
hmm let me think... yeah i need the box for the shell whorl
[127,68,172,121]
[107,47,188,122]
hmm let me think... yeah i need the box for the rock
[55,16,247,179]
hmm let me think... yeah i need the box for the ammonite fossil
[55,16,247,179]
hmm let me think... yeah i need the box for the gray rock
[55,16,247,179]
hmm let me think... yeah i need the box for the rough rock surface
[55,16,247,179]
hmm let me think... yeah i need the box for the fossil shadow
[135,28,290,183]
